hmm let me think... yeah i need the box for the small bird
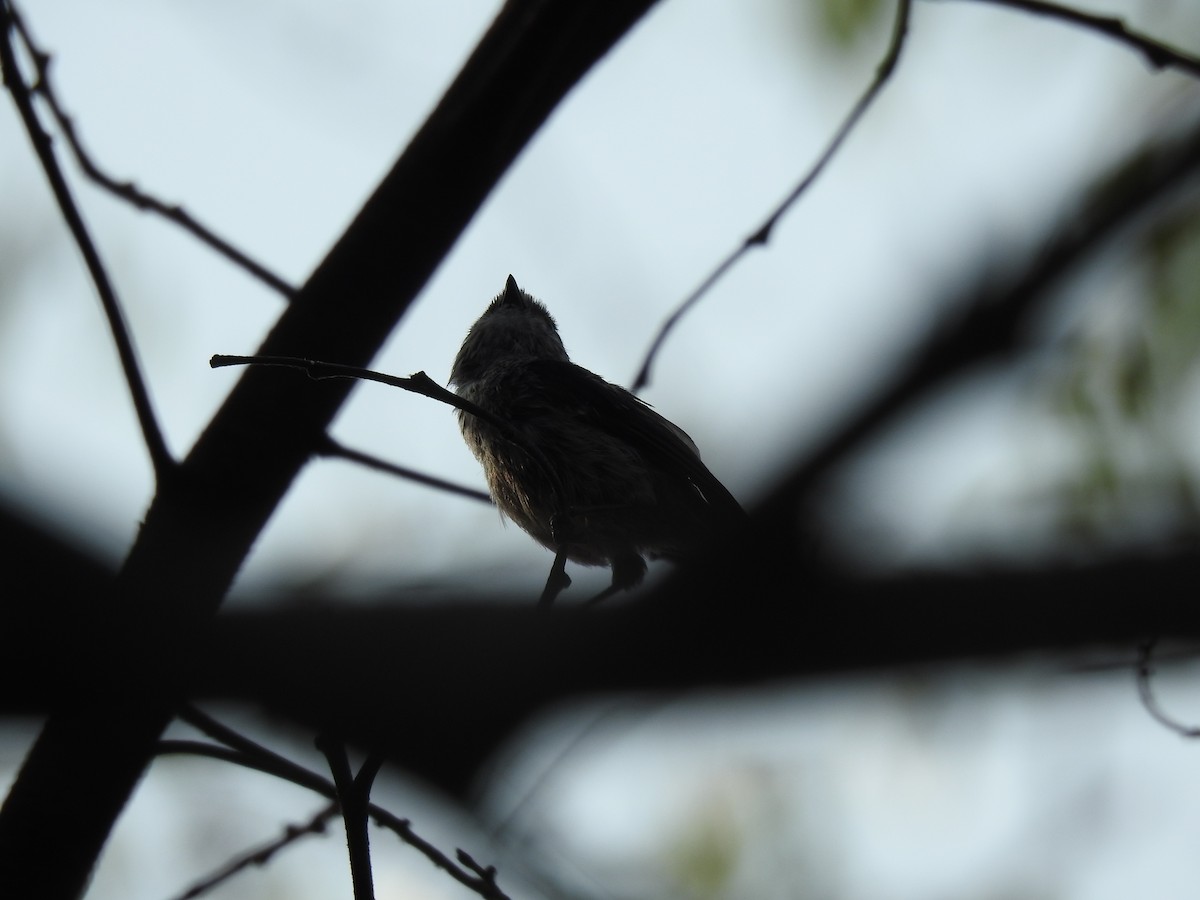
[450,275,744,605]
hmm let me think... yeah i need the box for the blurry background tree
[2,0,1200,898]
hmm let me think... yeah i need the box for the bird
[449,275,744,605]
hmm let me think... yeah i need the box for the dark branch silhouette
[760,114,1200,533]
[168,707,512,898]
[0,2,660,895]
[166,802,338,900]
[318,435,491,505]
[0,0,173,477]
[1136,640,1200,738]
[209,354,511,433]
[960,0,1200,77]
[319,738,383,900]
[632,0,913,392]
[6,3,297,298]
[7,538,1200,797]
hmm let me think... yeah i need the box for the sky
[3,0,1200,897]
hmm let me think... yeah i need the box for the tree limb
[0,2,659,895]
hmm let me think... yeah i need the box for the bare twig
[456,849,502,893]
[169,803,338,900]
[209,354,509,433]
[7,3,296,298]
[210,355,576,578]
[157,738,334,795]
[0,0,173,476]
[956,0,1200,78]
[174,708,511,899]
[632,0,913,392]
[1136,639,1200,738]
[317,435,492,504]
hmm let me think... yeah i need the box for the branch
[318,436,492,505]
[153,549,1200,797]
[632,0,913,392]
[957,0,1200,78]
[4,485,1200,806]
[209,353,565,509]
[7,3,296,298]
[209,354,510,433]
[318,737,379,900]
[0,0,173,476]
[169,708,512,899]
[1136,640,1200,738]
[759,113,1200,541]
[168,801,338,900]
[0,2,659,895]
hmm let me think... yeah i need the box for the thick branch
[5,544,1199,796]
[760,115,1200,545]
[0,2,658,896]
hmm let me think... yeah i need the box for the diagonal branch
[317,436,492,504]
[0,0,174,477]
[632,0,913,392]
[0,2,659,896]
[759,114,1200,539]
[959,0,1200,78]
[167,801,338,900]
[7,2,296,298]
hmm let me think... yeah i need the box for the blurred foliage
[773,0,887,55]
[813,0,886,48]
[665,797,742,899]
[1050,201,1200,543]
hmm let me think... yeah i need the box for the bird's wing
[527,359,746,524]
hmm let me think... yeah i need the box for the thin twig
[632,0,913,392]
[169,803,338,900]
[7,3,296,298]
[156,739,334,794]
[0,0,174,476]
[175,707,511,899]
[1136,639,1200,738]
[456,849,502,895]
[210,354,573,587]
[317,435,492,505]
[957,0,1200,78]
[210,354,509,433]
